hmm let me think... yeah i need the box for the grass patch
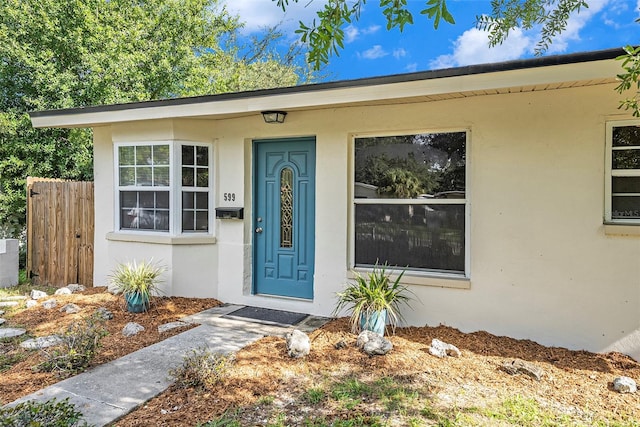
[0,350,26,372]
[302,387,326,404]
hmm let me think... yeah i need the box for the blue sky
[224,0,640,81]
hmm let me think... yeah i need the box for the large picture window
[353,131,467,274]
[116,142,212,234]
[606,122,640,223]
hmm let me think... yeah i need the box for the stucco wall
[92,82,640,359]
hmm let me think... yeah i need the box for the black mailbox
[215,207,244,220]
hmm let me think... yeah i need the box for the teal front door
[253,137,315,299]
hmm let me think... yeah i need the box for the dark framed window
[607,123,640,222]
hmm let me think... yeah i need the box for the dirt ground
[115,318,640,426]
[2,288,639,426]
[0,286,220,404]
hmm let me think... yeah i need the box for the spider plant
[334,263,414,335]
[109,259,165,313]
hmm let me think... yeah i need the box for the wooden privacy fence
[26,177,94,287]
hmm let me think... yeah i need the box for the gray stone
[95,307,113,320]
[25,300,38,308]
[613,376,637,394]
[20,335,63,350]
[356,330,393,356]
[66,284,86,293]
[107,283,122,295]
[0,318,5,326]
[0,295,27,301]
[41,298,58,309]
[122,322,144,337]
[60,303,81,314]
[158,321,189,334]
[501,359,544,381]
[54,287,72,296]
[285,329,310,358]
[429,338,461,358]
[0,301,18,308]
[0,327,26,339]
[30,289,48,300]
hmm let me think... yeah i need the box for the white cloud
[405,63,418,72]
[393,48,407,59]
[359,45,388,59]
[222,0,323,33]
[429,27,531,69]
[344,24,381,43]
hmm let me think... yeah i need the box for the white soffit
[30,58,620,129]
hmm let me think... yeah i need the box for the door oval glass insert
[280,167,294,248]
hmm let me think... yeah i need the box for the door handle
[255,227,263,233]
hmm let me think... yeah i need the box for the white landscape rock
[0,318,5,325]
[429,339,461,358]
[158,321,189,334]
[54,287,72,296]
[59,303,81,314]
[613,376,637,394]
[0,310,5,315]
[41,298,58,309]
[25,299,38,308]
[0,327,26,339]
[0,301,19,308]
[122,322,145,337]
[20,335,63,350]
[356,330,393,356]
[30,290,48,300]
[66,284,86,293]
[285,329,311,358]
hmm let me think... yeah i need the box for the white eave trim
[31,58,620,129]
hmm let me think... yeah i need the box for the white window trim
[349,128,471,284]
[113,140,214,238]
[605,120,640,226]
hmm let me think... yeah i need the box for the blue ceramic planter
[125,292,149,313]
[360,310,387,336]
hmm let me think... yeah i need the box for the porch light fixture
[261,110,287,124]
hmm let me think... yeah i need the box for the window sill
[603,223,640,237]
[106,232,217,245]
[348,269,470,290]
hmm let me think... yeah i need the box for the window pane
[137,167,152,186]
[182,167,194,186]
[154,166,170,186]
[139,191,155,207]
[196,146,208,166]
[119,167,135,186]
[612,196,640,219]
[153,145,169,165]
[182,211,195,231]
[355,132,466,199]
[355,203,465,273]
[195,212,208,231]
[196,168,208,187]
[612,150,640,170]
[195,192,208,209]
[136,145,152,165]
[155,210,169,231]
[182,145,195,166]
[120,191,138,208]
[156,191,169,209]
[119,146,135,165]
[612,177,640,193]
[182,192,194,209]
[613,126,640,147]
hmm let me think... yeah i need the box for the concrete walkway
[7,304,327,427]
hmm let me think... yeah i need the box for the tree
[0,0,313,236]
[276,0,588,70]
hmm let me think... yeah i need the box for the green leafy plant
[334,263,414,334]
[109,259,165,312]
[170,347,233,391]
[0,397,91,426]
[34,314,108,377]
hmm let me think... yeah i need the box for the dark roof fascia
[29,47,625,119]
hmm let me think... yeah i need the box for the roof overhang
[29,48,625,129]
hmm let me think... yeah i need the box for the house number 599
[223,192,236,202]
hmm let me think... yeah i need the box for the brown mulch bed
[114,317,640,426]
[0,287,220,404]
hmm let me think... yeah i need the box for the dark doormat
[224,306,308,326]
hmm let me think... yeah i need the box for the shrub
[170,347,233,391]
[0,398,91,426]
[109,259,165,312]
[34,314,108,377]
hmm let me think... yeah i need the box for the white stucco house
[30,48,640,360]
